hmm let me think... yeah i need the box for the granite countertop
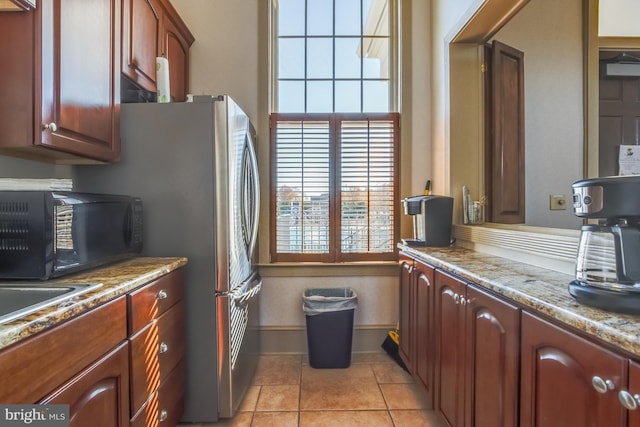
[400,244,640,358]
[0,257,188,350]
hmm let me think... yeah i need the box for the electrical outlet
[549,194,567,210]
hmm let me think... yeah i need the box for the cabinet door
[628,361,640,427]
[122,0,162,93]
[465,285,520,427]
[161,11,192,102]
[520,312,626,427]
[40,0,120,161]
[41,342,129,427]
[435,271,466,427]
[398,255,414,371]
[414,259,435,408]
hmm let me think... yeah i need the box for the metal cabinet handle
[454,293,460,304]
[43,122,58,132]
[460,296,467,305]
[159,341,169,354]
[619,390,640,410]
[157,289,168,300]
[592,376,616,393]
[159,409,168,422]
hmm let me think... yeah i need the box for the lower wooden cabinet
[434,270,520,427]
[40,343,130,427]
[0,266,185,427]
[414,259,436,405]
[464,285,519,427]
[127,268,185,426]
[398,254,436,407]
[398,254,414,369]
[400,253,640,427]
[434,270,467,427]
[625,361,640,426]
[520,311,627,427]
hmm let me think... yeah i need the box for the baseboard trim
[259,325,395,355]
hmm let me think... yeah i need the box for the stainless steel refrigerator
[73,95,261,422]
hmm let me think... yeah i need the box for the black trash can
[303,288,358,369]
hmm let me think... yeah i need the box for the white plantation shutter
[271,113,399,262]
[340,117,397,257]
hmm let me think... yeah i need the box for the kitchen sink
[0,282,102,325]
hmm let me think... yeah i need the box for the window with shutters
[270,0,400,262]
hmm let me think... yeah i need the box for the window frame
[269,0,401,263]
[270,0,400,113]
[270,112,400,263]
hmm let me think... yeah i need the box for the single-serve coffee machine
[402,195,453,247]
[569,175,640,314]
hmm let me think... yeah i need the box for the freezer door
[217,272,262,418]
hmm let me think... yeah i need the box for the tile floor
[180,352,445,427]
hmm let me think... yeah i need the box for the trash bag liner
[302,288,358,316]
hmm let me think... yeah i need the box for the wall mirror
[449,0,638,234]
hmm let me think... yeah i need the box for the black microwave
[0,191,143,279]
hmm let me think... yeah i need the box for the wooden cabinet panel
[122,0,162,93]
[0,297,127,403]
[40,0,120,161]
[0,0,120,162]
[122,0,194,102]
[40,342,130,427]
[414,259,435,407]
[465,286,520,427]
[128,268,184,335]
[435,271,466,427]
[128,267,185,423]
[398,255,414,369]
[129,302,185,411]
[520,312,627,427]
[130,361,185,427]
[162,12,190,102]
[627,361,640,426]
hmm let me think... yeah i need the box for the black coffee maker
[569,175,640,314]
[401,195,453,247]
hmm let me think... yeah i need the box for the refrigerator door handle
[245,129,260,259]
[232,273,262,308]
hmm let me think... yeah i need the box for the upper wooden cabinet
[0,0,121,163]
[122,0,194,102]
[122,0,162,94]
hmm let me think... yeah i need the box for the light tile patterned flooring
[181,352,445,427]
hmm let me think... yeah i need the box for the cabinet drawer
[128,269,183,335]
[130,362,185,427]
[129,302,185,412]
[0,297,127,403]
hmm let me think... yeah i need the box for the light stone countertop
[399,244,640,358]
[0,257,188,350]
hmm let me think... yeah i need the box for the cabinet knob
[159,409,168,422]
[159,341,169,354]
[619,390,640,411]
[43,122,58,132]
[157,289,168,300]
[592,376,616,393]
